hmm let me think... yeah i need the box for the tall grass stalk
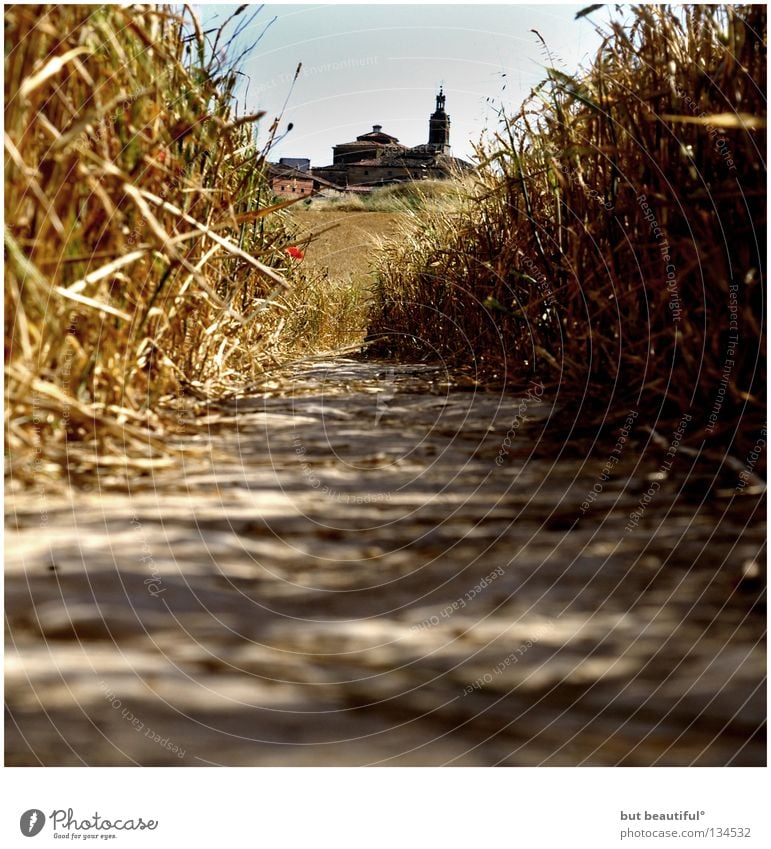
[4,5,350,482]
[370,4,765,459]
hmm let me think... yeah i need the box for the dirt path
[5,358,765,766]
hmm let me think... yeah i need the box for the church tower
[428,87,451,154]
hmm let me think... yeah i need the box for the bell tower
[428,87,451,154]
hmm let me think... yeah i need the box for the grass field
[4,6,398,480]
[368,3,766,460]
[5,3,765,479]
[288,182,463,293]
[290,210,407,290]
[4,1,766,776]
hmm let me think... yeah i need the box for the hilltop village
[269,89,472,197]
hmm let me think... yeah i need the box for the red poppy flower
[286,246,305,260]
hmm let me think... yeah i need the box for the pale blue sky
[197,4,606,166]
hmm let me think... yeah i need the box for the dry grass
[264,210,411,355]
[4,5,357,484]
[290,210,406,287]
[316,179,462,213]
[369,4,766,460]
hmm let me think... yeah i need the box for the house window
[364,170,369,175]
[388,170,393,175]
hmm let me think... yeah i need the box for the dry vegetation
[4,5,362,483]
[291,209,406,286]
[315,179,462,213]
[5,4,765,487]
[369,4,766,459]
[5,4,765,770]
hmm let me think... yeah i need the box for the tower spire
[428,87,451,154]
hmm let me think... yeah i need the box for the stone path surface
[5,358,766,765]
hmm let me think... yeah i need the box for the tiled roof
[266,163,340,189]
[355,129,400,143]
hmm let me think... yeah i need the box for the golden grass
[316,179,462,213]
[369,4,766,459]
[264,210,411,356]
[4,5,358,484]
[290,210,407,288]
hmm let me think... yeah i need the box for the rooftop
[353,125,401,144]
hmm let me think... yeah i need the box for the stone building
[269,171,314,198]
[267,162,343,199]
[310,89,472,189]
